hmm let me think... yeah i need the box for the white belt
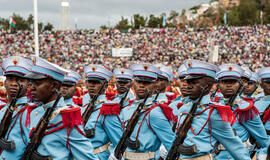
[179,154,214,160]
[217,141,249,151]
[123,150,156,160]
[93,142,111,154]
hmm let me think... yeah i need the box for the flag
[224,13,227,25]
[162,15,166,27]
[9,18,16,27]
[260,11,263,20]
[131,16,135,28]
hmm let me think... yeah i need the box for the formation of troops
[0,55,269,160]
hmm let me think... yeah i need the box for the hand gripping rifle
[82,81,105,138]
[165,87,205,160]
[114,89,150,159]
[20,91,62,160]
[0,81,23,151]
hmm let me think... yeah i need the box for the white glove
[159,145,168,159]
[257,154,267,160]
[246,140,254,152]
[108,153,119,160]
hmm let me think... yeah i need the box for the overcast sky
[0,0,209,29]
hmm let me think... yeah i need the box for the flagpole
[33,0,39,57]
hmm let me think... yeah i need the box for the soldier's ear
[130,80,134,87]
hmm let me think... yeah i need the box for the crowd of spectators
[0,25,270,75]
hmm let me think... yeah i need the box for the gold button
[35,111,38,115]
[197,115,200,119]
[227,156,230,159]
[138,121,141,124]
[2,156,5,160]
[43,147,46,150]
[128,107,130,110]
[189,139,192,142]
[186,103,190,106]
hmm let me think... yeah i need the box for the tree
[43,23,53,31]
[133,14,147,29]
[27,14,34,29]
[147,14,161,28]
[100,25,108,30]
[115,16,130,30]
[238,0,258,25]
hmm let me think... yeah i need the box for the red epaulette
[211,104,233,123]
[150,102,177,123]
[61,107,83,128]
[100,103,120,115]
[263,108,270,123]
[211,97,221,102]
[166,94,177,104]
[105,92,116,101]
[233,98,259,124]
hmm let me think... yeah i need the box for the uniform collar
[43,97,66,110]
[16,96,28,105]
[64,98,74,106]
[134,97,154,106]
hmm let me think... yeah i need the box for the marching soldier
[242,72,259,98]
[110,63,176,160]
[168,60,251,160]
[112,68,136,103]
[213,64,269,160]
[22,56,97,159]
[82,64,122,159]
[0,56,33,159]
[169,64,189,115]
[60,70,81,106]
[153,64,176,104]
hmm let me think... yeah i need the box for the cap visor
[86,77,107,82]
[116,78,131,83]
[63,81,76,86]
[134,76,156,82]
[24,72,47,80]
[5,72,25,78]
[219,76,239,81]
[184,74,205,80]
[262,78,270,82]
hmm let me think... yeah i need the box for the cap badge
[13,58,18,66]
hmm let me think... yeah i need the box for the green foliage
[0,13,54,31]
[115,16,130,30]
[134,14,147,29]
[147,14,161,28]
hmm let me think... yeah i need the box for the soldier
[243,72,259,98]
[170,64,189,115]
[153,64,176,104]
[60,70,81,106]
[113,68,136,103]
[214,64,269,160]
[110,63,176,160]
[82,64,120,159]
[22,56,97,159]
[169,60,251,160]
[0,56,33,159]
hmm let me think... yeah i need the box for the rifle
[82,81,105,124]
[0,81,23,151]
[227,83,244,106]
[82,81,105,138]
[20,91,62,160]
[210,87,218,100]
[119,89,129,110]
[114,89,150,159]
[165,87,205,160]
[154,90,160,101]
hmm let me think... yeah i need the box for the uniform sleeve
[66,125,98,160]
[103,114,123,149]
[149,107,175,151]
[210,109,251,160]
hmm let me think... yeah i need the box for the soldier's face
[30,78,57,103]
[156,78,168,93]
[4,75,29,98]
[86,80,107,97]
[218,79,240,98]
[60,84,76,99]
[116,80,131,94]
[261,80,270,96]
[186,78,206,100]
[179,77,188,97]
[133,80,154,100]
[244,81,257,96]
[240,77,249,88]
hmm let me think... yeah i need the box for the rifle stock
[114,89,150,159]
[165,87,205,160]
[20,91,62,160]
[119,88,130,110]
